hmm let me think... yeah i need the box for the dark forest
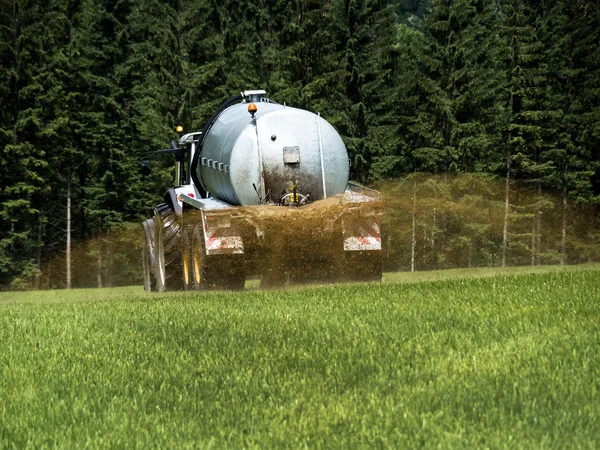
[1,0,598,289]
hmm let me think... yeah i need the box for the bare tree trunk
[432,207,436,251]
[531,218,536,266]
[536,185,542,265]
[468,244,473,268]
[97,239,103,288]
[411,179,417,272]
[561,183,567,265]
[66,178,72,289]
[531,187,537,266]
[35,214,43,289]
[106,232,113,287]
[422,215,428,268]
[502,160,511,268]
[534,211,541,266]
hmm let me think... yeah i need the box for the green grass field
[1,265,599,448]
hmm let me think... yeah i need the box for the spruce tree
[179,0,230,127]
[0,0,57,288]
[422,0,504,174]
[567,0,600,201]
[37,0,88,288]
[328,0,401,182]
[498,0,547,266]
[538,0,599,262]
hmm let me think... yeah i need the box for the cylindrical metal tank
[195,97,349,206]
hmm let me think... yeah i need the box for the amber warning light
[248,103,257,118]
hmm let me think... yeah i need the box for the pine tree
[179,0,230,127]
[37,0,87,288]
[327,0,401,182]
[273,0,341,109]
[578,1,600,198]
[422,0,505,174]
[539,0,598,263]
[0,0,57,288]
[498,0,551,266]
[122,0,185,216]
[564,0,599,202]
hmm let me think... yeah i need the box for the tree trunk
[502,159,511,268]
[411,179,417,272]
[536,185,542,265]
[432,207,436,250]
[531,217,536,266]
[561,183,567,265]
[468,243,473,268]
[97,238,103,288]
[66,178,72,289]
[35,214,43,289]
[106,232,113,287]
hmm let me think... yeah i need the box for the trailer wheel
[154,203,183,292]
[142,219,156,292]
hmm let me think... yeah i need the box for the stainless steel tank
[196,96,349,205]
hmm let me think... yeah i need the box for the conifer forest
[1,0,599,289]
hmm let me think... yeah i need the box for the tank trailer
[141,90,382,291]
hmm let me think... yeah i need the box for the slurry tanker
[141,90,382,291]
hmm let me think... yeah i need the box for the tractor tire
[191,223,245,291]
[142,219,156,292]
[154,203,183,292]
[181,224,194,291]
[343,250,383,283]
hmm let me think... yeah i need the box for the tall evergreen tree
[0,0,58,287]
[370,22,426,178]
[327,0,401,182]
[422,0,505,174]
[37,0,88,288]
[568,0,600,200]
[536,0,599,262]
[179,0,231,127]
[497,0,546,266]
[274,0,340,109]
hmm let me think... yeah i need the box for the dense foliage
[1,0,598,288]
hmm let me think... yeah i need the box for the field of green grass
[1,265,599,448]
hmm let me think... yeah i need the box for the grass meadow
[1,265,599,448]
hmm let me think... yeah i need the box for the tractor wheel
[343,250,383,283]
[154,203,183,292]
[181,224,194,291]
[142,219,156,292]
